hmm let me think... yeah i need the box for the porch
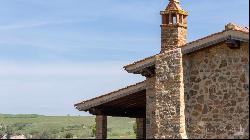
[75,81,146,139]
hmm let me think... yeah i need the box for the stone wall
[183,42,249,139]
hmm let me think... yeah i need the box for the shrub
[39,131,51,139]
[0,130,5,139]
[0,124,6,138]
[65,132,74,139]
[107,128,112,132]
[13,123,29,130]
[6,126,14,138]
[133,122,137,134]
[126,131,131,135]
[89,124,96,137]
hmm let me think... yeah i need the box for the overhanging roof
[123,55,156,76]
[124,24,249,76]
[75,81,146,112]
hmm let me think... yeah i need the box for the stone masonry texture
[146,49,187,139]
[145,41,249,139]
[161,25,187,53]
[183,42,249,139]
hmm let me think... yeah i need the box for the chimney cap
[163,0,187,15]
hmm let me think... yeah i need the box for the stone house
[75,0,249,139]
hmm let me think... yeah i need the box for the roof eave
[123,54,156,77]
[124,57,156,74]
[75,81,146,112]
[182,30,249,54]
[124,30,249,75]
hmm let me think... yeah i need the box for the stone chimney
[145,1,189,139]
[160,0,188,53]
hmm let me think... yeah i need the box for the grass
[0,114,136,139]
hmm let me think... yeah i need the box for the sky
[0,0,249,116]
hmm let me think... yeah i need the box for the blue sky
[0,0,249,116]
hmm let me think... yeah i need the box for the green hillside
[0,114,136,139]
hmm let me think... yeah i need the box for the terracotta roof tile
[182,31,224,47]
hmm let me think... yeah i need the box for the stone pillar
[180,15,183,24]
[169,13,172,24]
[176,14,180,24]
[136,118,146,139]
[96,115,107,139]
[155,48,187,139]
[147,49,187,139]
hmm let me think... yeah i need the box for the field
[0,114,136,139]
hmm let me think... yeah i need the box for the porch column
[136,118,146,139]
[96,115,107,139]
[146,76,157,139]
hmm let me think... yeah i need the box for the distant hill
[0,114,135,139]
[0,114,44,118]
